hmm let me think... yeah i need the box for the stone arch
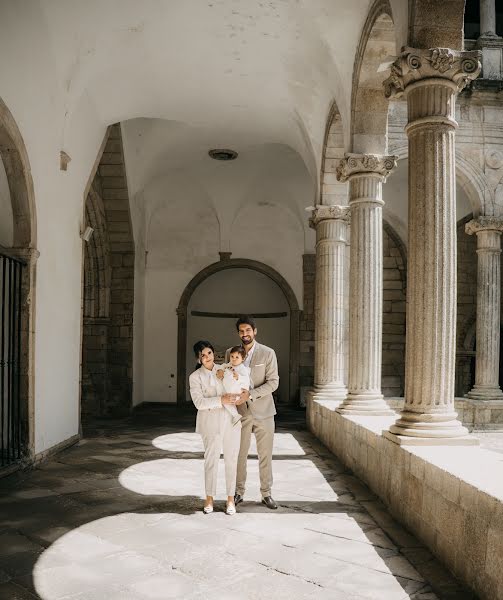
[351,0,396,153]
[0,98,36,249]
[83,186,111,320]
[80,124,134,418]
[0,97,37,460]
[177,258,301,406]
[319,102,347,205]
[455,213,477,396]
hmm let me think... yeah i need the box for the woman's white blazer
[189,365,227,435]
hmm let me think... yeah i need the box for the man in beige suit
[226,315,279,509]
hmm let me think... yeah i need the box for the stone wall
[307,397,503,600]
[382,224,407,396]
[299,253,316,392]
[81,124,134,417]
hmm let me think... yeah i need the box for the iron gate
[0,251,24,467]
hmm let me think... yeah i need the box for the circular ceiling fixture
[208,148,238,161]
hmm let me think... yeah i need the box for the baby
[216,345,251,426]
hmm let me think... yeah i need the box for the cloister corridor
[0,408,492,600]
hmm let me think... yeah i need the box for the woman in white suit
[189,340,242,515]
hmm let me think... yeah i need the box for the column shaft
[310,206,349,400]
[383,47,481,442]
[336,155,396,415]
[466,221,503,399]
[480,0,497,37]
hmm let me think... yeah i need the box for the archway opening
[80,124,135,420]
[0,97,36,468]
[177,259,300,407]
[186,268,290,404]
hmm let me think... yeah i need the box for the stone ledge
[386,396,503,431]
[307,397,503,600]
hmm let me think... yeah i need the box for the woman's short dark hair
[193,340,214,370]
[229,345,246,360]
[235,315,256,331]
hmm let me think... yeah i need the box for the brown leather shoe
[261,496,278,509]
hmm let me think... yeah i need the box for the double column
[383,47,481,442]
[309,205,350,401]
[466,217,503,400]
[336,155,397,415]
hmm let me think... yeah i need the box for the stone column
[309,205,350,400]
[335,154,397,415]
[466,217,503,400]
[383,47,481,442]
[480,0,497,38]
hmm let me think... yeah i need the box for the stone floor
[0,407,479,600]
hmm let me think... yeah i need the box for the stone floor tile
[0,408,478,600]
[0,581,39,600]
[0,533,44,558]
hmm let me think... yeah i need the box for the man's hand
[235,389,250,406]
[216,370,224,380]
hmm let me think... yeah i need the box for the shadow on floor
[0,405,477,600]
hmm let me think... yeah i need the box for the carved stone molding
[336,154,398,183]
[466,217,503,235]
[309,205,350,229]
[383,47,482,99]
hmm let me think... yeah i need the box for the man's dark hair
[229,345,246,360]
[235,315,257,331]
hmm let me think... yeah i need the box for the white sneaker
[203,504,213,514]
[225,503,236,515]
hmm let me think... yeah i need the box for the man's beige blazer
[225,342,279,420]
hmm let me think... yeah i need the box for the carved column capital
[336,153,397,183]
[309,205,350,229]
[383,47,481,99]
[465,217,503,235]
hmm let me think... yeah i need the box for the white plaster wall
[0,3,108,454]
[0,158,13,247]
[186,268,290,403]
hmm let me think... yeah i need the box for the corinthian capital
[383,47,481,99]
[465,216,503,235]
[309,205,350,229]
[336,153,397,183]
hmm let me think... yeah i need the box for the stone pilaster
[336,154,397,415]
[466,217,503,401]
[383,47,481,443]
[309,205,350,400]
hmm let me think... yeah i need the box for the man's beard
[241,336,253,345]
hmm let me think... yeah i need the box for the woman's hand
[221,393,237,405]
[216,370,224,380]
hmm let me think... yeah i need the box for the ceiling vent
[208,148,238,161]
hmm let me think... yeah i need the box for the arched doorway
[177,258,300,406]
[80,124,135,419]
[0,97,37,467]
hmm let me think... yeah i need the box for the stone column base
[466,386,503,401]
[311,383,348,402]
[383,430,479,446]
[388,410,471,440]
[337,393,395,416]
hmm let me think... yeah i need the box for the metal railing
[0,252,24,467]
